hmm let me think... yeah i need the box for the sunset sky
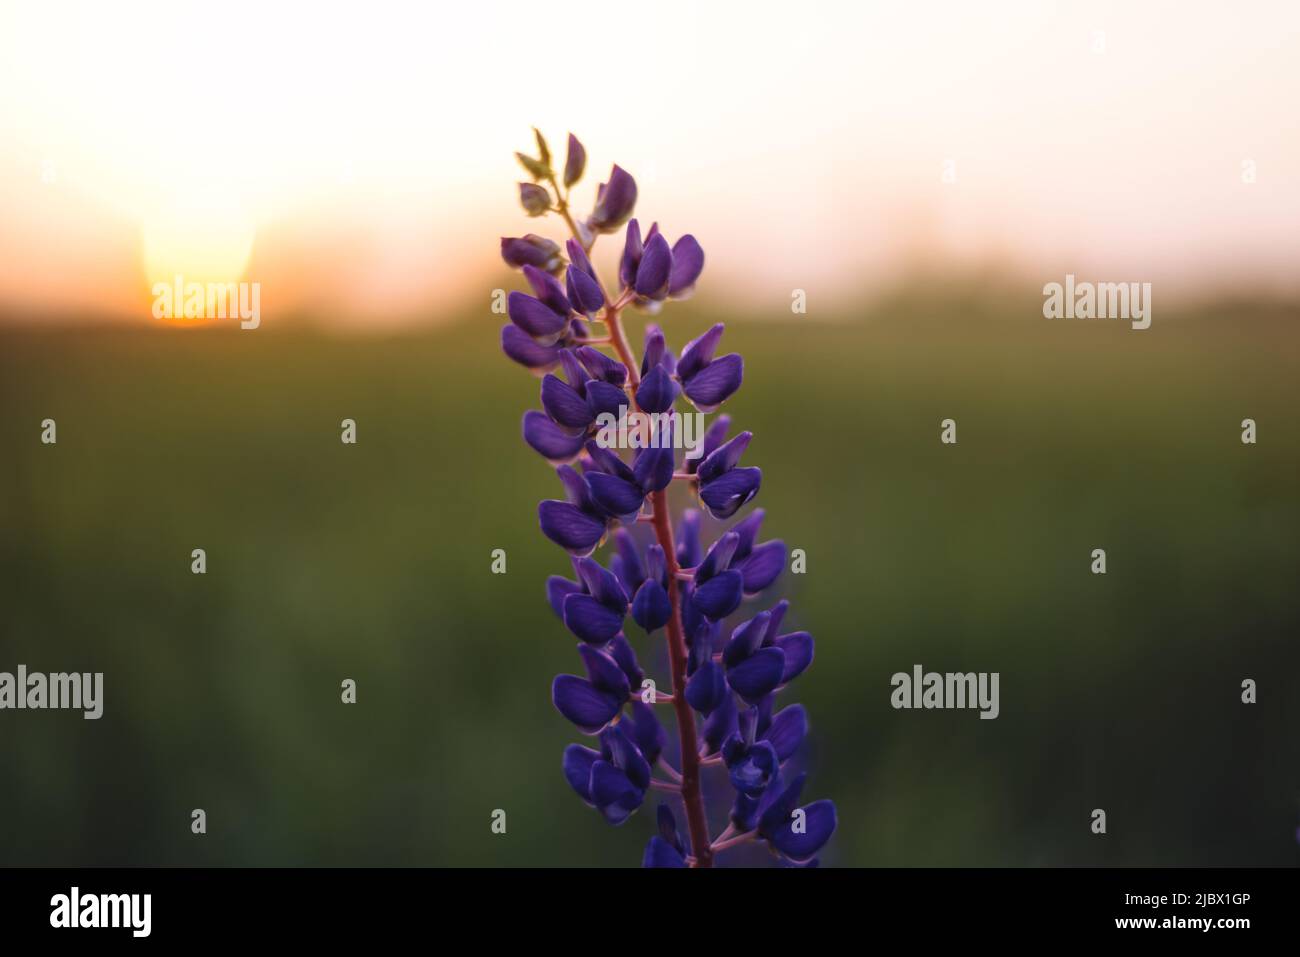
[1,0,1297,326]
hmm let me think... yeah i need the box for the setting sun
[141,187,256,289]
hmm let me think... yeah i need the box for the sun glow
[141,188,256,289]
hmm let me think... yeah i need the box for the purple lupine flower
[696,429,761,520]
[497,132,835,867]
[565,239,605,317]
[588,164,637,234]
[643,804,689,867]
[677,323,744,412]
[619,219,706,307]
[537,465,610,555]
[501,234,564,273]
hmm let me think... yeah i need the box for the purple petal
[541,374,594,430]
[635,365,678,415]
[698,431,753,483]
[585,379,629,423]
[631,579,671,632]
[727,740,780,797]
[701,689,738,755]
[761,601,789,646]
[558,350,588,391]
[763,704,807,761]
[590,164,638,232]
[700,466,762,520]
[606,634,644,688]
[563,133,586,187]
[758,772,806,836]
[684,660,728,715]
[683,353,744,412]
[646,543,667,586]
[578,643,631,697]
[726,646,786,703]
[723,612,771,668]
[634,233,673,299]
[729,509,765,560]
[643,835,687,868]
[691,569,744,620]
[584,439,637,482]
[589,761,642,824]
[575,346,628,386]
[766,800,836,862]
[641,325,666,375]
[552,675,623,733]
[620,219,643,289]
[555,464,595,511]
[566,238,596,280]
[508,291,568,342]
[739,540,786,594]
[564,593,627,644]
[545,575,583,620]
[575,556,630,611]
[566,264,605,316]
[657,804,681,849]
[690,414,731,473]
[538,500,606,555]
[625,700,666,764]
[600,724,651,791]
[697,531,740,583]
[668,234,704,297]
[675,324,725,381]
[612,529,646,592]
[587,471,646,519]
[501,323,562,370]
[676,509,702,568]
[774,631,814,683]
[562,744,600,803]
[686,614,719,673]
[633,439,674,494]
[523,409,586,463]
[523,264,571,316]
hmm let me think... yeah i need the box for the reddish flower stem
[601,303,713,868]
[553,197,714,866]
[648,487,714,867]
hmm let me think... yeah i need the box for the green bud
[533,128,552,170]
[516,151,550,182]
[519,182,551,217]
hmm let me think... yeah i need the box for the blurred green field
[1,284,1297,866]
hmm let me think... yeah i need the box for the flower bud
[620,219,643,289]
[564,133,586,188]
[634,233,673,300]
[501,234,563,273]
[516,151,550,181]
[519,182,551,217]
[533,127,552,169]
[566,264,605,316]
[589,164,637,233]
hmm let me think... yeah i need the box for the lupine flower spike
[499,130,836,867]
